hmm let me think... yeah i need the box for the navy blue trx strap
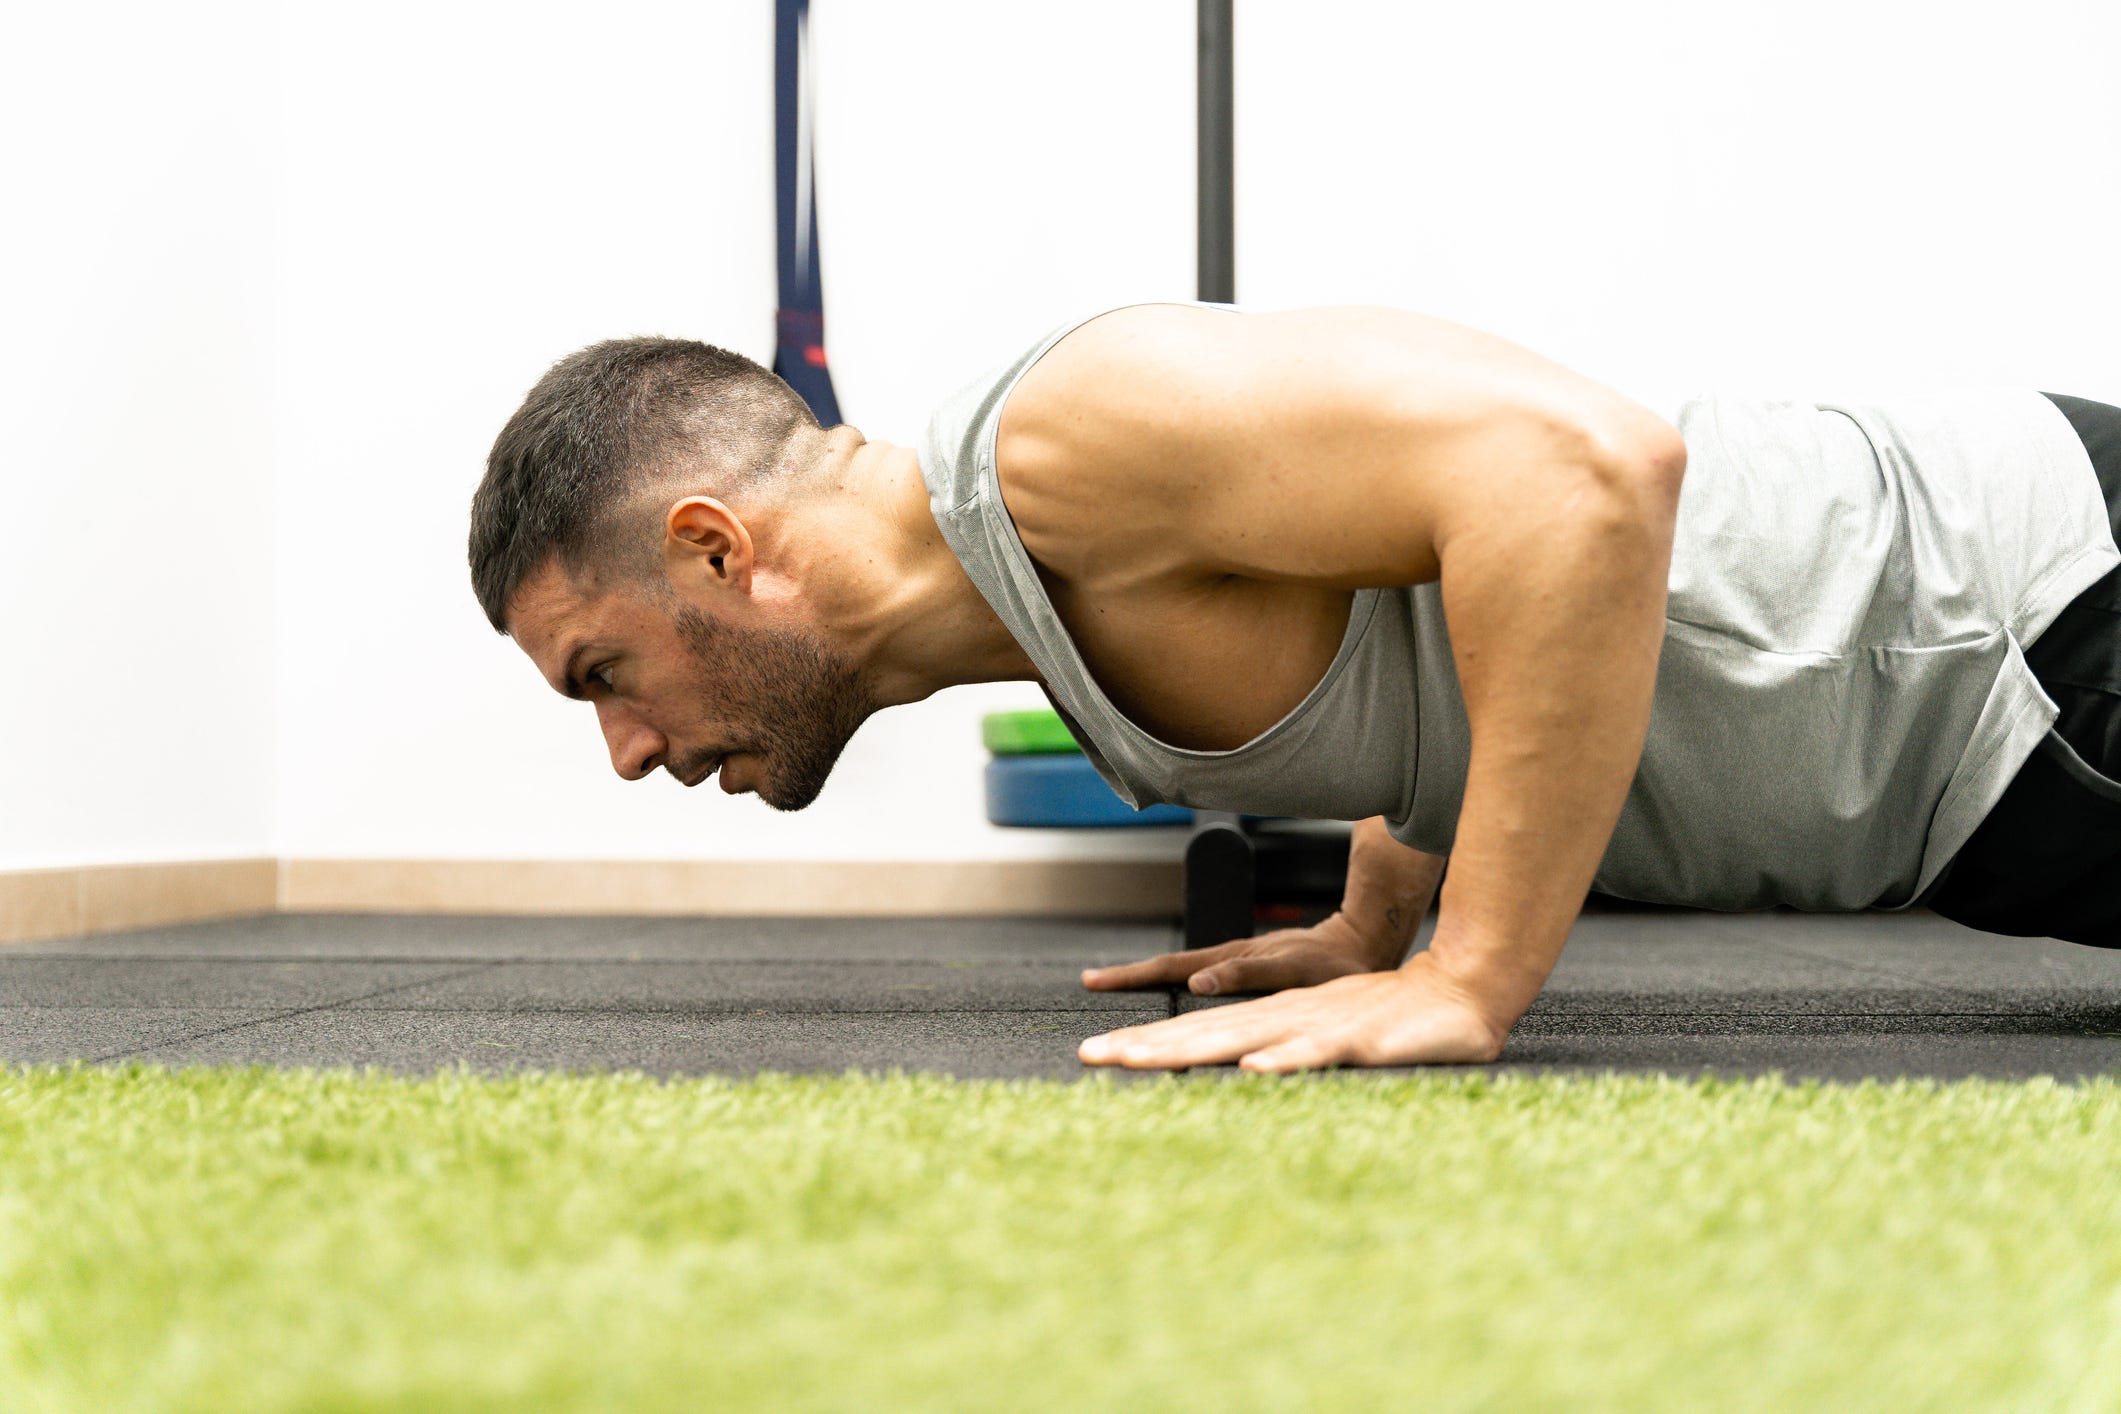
[773,0,841,427]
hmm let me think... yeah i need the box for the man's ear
[666,497,754,590]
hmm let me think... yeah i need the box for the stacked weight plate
[981,709,1195,827]
[981,707,1352,944]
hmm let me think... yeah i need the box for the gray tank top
[918,301,2120,911]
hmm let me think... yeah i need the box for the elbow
[1638,427,1689,495]
[1610,417,1688,489]
[1557,436,1683,585]
[1584,425,1686,529]
[1573,400,1687,489]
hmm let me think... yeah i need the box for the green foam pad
[981,708,1082,756]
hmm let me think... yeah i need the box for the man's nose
[602,711,668,782]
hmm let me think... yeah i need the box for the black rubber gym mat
[3,907,2118,1083]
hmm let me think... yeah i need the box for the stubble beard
[667,600,877,812]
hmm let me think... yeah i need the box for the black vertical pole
[1196,0,1235,305]
[1183,0,1254,950]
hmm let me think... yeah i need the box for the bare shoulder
[998,303,1674,479]
[989,305,1234,588]
[994,303,1684,590]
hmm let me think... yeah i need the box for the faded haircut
[469,338,820,634]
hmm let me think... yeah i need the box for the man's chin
[760,765,835,813]
[760,781,825,813]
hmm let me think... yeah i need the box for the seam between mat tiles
[1513,1009,2066,1018]
[288,1005,1173,1019]
[84,962,510,1064]
[1753,936,2080,1010]
[1166,919,1184,1019]
[1,954,1160,968]
[9,915,1180,965]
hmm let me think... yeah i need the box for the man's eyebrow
[557,642,591,701]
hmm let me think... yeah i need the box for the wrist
[1391,949,1515,1062]
[1339,819,1446,967]
[1412,925,1544,1032]
[1329,908,1416,970]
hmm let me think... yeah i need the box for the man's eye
[594,665,616,690]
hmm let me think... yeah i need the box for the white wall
[1235,0,2121,416]
[7,0,2120,874]
[0,2,281,870]
[271,0,1193,866]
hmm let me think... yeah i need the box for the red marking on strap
[804,346,829,368]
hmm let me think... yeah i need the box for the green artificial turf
[3,1062,2119,1412]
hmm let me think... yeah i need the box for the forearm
[1338,816,1446,966]
[1421,455,1682,1025]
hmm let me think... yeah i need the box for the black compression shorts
[1923,392,2121,946]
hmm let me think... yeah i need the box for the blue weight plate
[984,754,1195,828]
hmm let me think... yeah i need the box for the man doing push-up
[471,302,2121,1072]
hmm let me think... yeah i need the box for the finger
[1085,1013,1221,1068]
[1082,940,1246,991]
[1082,992,1299,1051]
[1241,1032,1344,1074]
[1192,949,1364,997]
[1080,998,1308,1069]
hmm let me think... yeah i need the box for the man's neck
[791,437,1040,709]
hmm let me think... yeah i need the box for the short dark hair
[469,337,819,635]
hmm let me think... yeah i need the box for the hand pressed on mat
[1077,949,1507,1072]
[1080,910,1409,998]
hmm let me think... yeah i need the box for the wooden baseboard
[2,857,1184,944]
[0,859,279,946]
